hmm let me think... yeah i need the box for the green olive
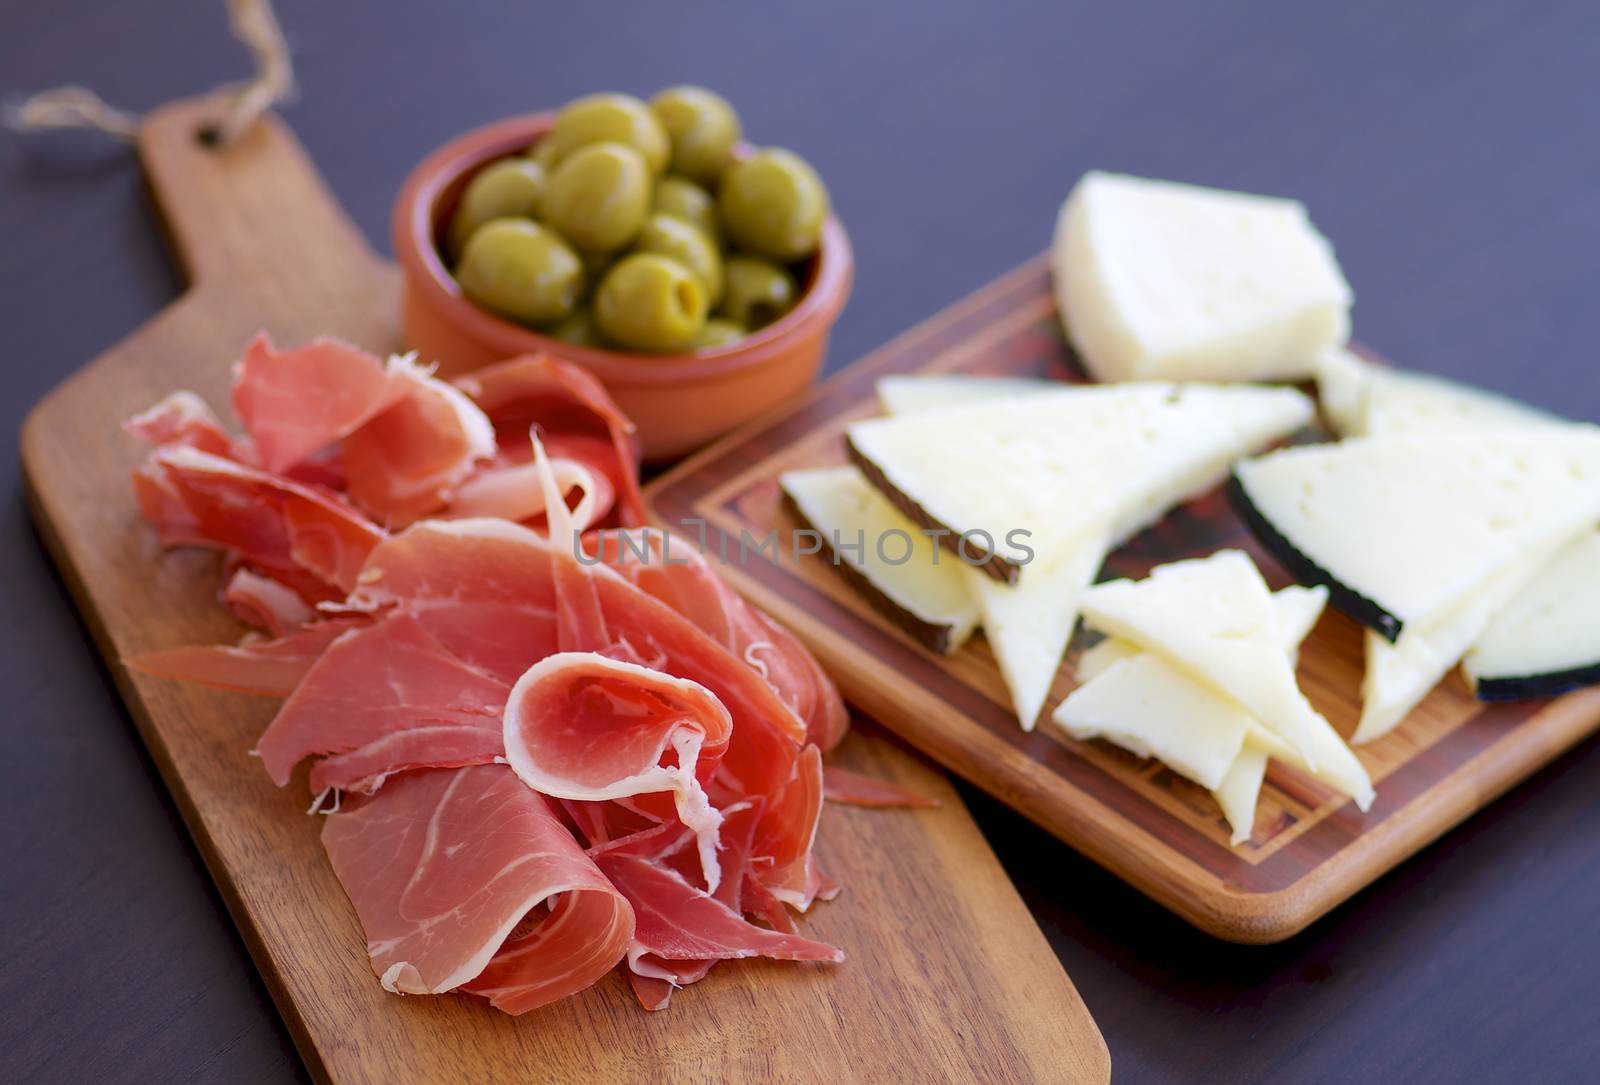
[718,148,830,262]
[687,318,745,351]
[528,137,562,172]
[718,255,797,329]
[542,93,669,174]
[541,142,651,253]
[650,85,741,185]
[652,176,720,242]
[546,308,605,349]
[447,158,546,258]
[633,213,723,305]
[594,253,707,353]
[456,219,584,325]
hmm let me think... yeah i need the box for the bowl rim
[392,111,853,386]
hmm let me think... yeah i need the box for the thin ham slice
[232,333,406,473]
[254,611,508,793]
[504,653,731,892]
[752,744,827,909]
[445,446,614,532]
[455,354,645,528]
[341,355,496,526]
[221,565,316,636]
[127,619,363,697]
[822,765,939,809]
[597,854,841,972]
[142,445,383,593]
[595,528,849,751]
[124,390,237,457]
[321,764,633,1014]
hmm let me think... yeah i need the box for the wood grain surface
[18,97,1108,1085]
[647,256,1600,943]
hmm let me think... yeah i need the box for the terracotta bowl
[393,112,854,461]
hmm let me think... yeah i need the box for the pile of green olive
[445,87,831,354]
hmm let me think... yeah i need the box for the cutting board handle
[137,95,381,286]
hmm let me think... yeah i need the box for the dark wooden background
[3,2,1597,1081]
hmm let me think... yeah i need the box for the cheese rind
[1052,171,1352,384]
[779,466,979,654]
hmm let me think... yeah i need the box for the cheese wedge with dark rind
[1465,530,1600,701]
[1231,430,1600,643]
[780,466,979,655]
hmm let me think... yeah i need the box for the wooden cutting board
[646,253,1600,944]
[18,97,1108,1085]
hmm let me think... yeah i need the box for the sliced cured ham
[321,764,633,1014]
[125,390,237,457]
[142,445,383,593]
[220,564,316,636]
[455,354,645,528]
[504,653,732,892]
[232,333,407,473]
[341,355,496,526]
[822,765,939,809]
[595,528,849,751]
[751,744,826,909]
[445,448,613,531]
[596,853,841,972]
[255,612,509,793]
[127,618,363,697]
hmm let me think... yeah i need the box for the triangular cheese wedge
[967,535,1107,730]
[849,382,1312,575]
[1055,652,1253,790]
[877,374,1053,416]
[1078,551,1373,809]
[1466,530,1600,699]
[1234,431,1600,640]
[1058,571,1325,842]
[849,382,1311,729]
[1316,348,1558,439]
[780,466,979,655]
[1356,534,1570,742]
[1214,742,1271,845]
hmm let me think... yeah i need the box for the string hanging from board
[5,0,294,146]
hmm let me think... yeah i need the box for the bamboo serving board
[19,98,1108,1085]
[646,254,1600,944]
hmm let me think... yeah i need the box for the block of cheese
[1052,171,1353,383]
[1078,550,1373,809]
[780,466,979,655]
[1232,430,1600,642]
[1315,348,1558,438]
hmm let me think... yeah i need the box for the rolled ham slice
[595,527,849,751]
[504,653,732,893]
[321,764,633,1014]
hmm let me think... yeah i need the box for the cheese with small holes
[1315,348,1558,438]
[1465,530,1600,701]
[1052,171,1352,383]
